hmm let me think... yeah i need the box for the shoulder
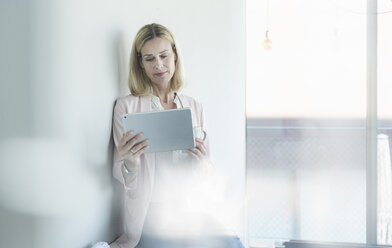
[115,94,139,106]
[178,93,203,110]
[114,94,142,114]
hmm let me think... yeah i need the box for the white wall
[0,0,245,247]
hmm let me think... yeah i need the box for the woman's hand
[117,131,149,163]
[188,138,208,161]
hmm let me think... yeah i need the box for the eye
[145,57,155,62]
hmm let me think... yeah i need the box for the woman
[111,23,242,248]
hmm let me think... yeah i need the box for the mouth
[154,71,167,77]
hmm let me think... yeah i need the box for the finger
[119,138,140,159]
[126,145,149,160]
[188,149,200,161]
[197,145,207,157]
[120,131,134,147]
[189,147,203,159]
[195,147,207,158]
[130,139,149,153]
[195,138,206,149]
[133,145,150,157]
[195,140,207,156]
[124,132,144,151]
[195,137,204,143]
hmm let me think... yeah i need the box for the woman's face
[140,37,176,88]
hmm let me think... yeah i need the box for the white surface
[0,0,246,247]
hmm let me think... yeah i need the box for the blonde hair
[129,23,185,96]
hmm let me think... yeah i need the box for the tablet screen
[122,108,195,153]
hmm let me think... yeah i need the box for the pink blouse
[111,94,211,248]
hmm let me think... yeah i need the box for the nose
[154,58,164,69]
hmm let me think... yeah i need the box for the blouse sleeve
[112,99,140,190]
[193,103,213,178]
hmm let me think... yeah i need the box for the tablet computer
[122,108,195,153]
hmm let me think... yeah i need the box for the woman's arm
[188,103,213,178]
[112,99,149,190]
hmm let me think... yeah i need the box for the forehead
[140,38,172,55]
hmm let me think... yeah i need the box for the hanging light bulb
[263,30,272,50]
[263,0,272,50]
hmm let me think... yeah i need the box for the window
[377,0,392,245]
[246,0,392,247]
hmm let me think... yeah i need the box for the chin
[153,77,173,84]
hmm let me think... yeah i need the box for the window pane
[377,1,392,245]
[246,0,367,244]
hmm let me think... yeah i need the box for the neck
[152,84,174,104]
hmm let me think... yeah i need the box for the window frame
[245,0,382,247]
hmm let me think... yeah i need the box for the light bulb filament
[263,30,272,50]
